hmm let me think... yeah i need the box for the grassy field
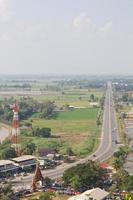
[22,107,101,156]
[13,87,103,107]
[33,89,103,107]
[56,108,98,120]
[19,85,103,157]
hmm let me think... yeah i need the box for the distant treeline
[0,83,31,90]
[57,79,105,89]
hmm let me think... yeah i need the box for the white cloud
[73,13,91,28]
[0,0,13,22]
[98,21,112,35]
[72,13,112,39]
[2,8,132,75]
[73,12,95,34]
[22,25,47,41]
[0,22,47,43]
[0,32,9,41]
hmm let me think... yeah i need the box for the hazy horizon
[0,0,133,75]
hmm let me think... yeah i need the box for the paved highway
[91,81,120,162]
[12,82,120,189]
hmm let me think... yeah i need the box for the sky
[0,0,133,75]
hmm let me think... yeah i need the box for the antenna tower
[11,100,21,156]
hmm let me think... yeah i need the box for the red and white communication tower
[11,101,21,156]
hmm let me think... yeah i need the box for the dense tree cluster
[1,147,17,159]
[0,140,17,159]
[23,143,36,155]
[111,146,133,193]
[113,146,129,170]
[0,140,37,158]
[0,83,31,91]
[40,101,56,119]
[112,169,133,192]
[32,127,51,137]
[21,127,51,138]
[57,79,105,89]
[62,160,103,191]
[0,98,13,122]
[0,97,56,122]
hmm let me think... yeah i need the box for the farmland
[33,89,102,107]
[0,76,104,157]
[22,107,101,156]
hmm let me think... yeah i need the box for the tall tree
[1,147,16,159]
[90,94,95,102]
[25,143,36,155]
[40,101,55,119]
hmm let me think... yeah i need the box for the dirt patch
[55,132,88,145]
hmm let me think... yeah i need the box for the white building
[68,188,109,200]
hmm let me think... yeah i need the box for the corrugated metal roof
[68,188,109,200]
[0,160,14,166]
[12,155,36,162]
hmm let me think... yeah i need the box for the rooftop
[0,160,15,166]
[100,162,109,169]
[38,148,56,157]
[12,155,36,163]
[68,188,109,200]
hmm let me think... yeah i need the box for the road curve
[12,82,120,189]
